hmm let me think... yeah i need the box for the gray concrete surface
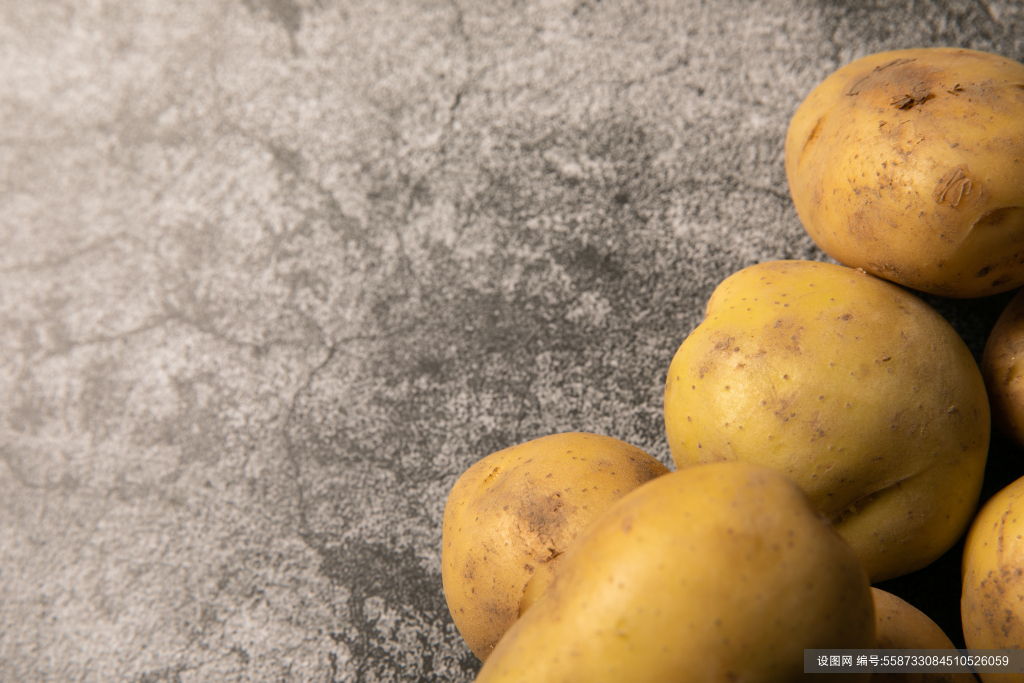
[3,1,1024,681]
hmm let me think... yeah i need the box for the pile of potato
[442,47,1024,682]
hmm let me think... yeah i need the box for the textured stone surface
[2,1,1024,681]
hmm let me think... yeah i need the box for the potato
[664,260,989,582]
[785,47,1024,297]
[962,475,1024,681]
[981,288,1024,447]
[872,588,977,683]
[441,432,668,660]
[475,461,875,683]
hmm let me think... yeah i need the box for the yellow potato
[441,432,668,660]
[786,47,1024,297]
[962,475,1024,682]
[664,260,989,582]
[981,288,1024,447]
[872,588,977,683]
[475,461,875,683]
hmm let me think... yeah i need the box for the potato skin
[786,48,1024,297]
[441,432,668,661]
[981,288,1024,447]
[961,475,1024,682]
[475,462,875,683]
[664,260,989,582]
[872,588,978,683]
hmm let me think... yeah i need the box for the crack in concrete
[1,232,129,274]
[284,341,338,551]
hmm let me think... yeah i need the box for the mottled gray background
[3,1,1024,681]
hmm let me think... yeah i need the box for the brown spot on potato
[713,337,735,352]
[515,492,571,561]
[890,82,934,109]
[483,466,503,485]
[935,167,972,207]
